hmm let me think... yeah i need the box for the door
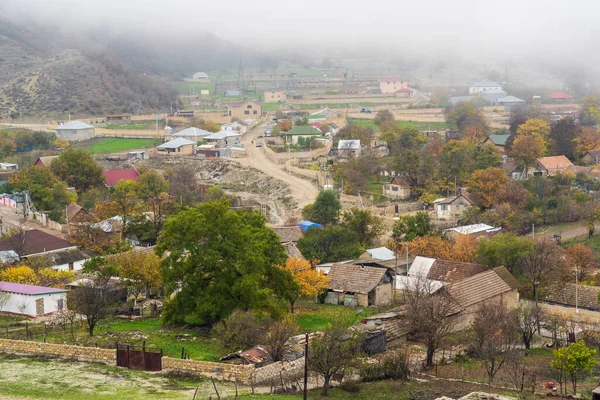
[35,298,44,316]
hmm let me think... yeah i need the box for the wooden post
[25,322,29,339]
[143,340,146,352]
[303,333,309,400]
[181,346,185,359]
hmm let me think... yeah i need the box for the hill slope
[0,50,178,118]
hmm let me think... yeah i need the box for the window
[68,263,74,271]
[253,110,257,115]
[244,110,250,115]
[247,105,252,109]
[440,205,448,211]
[391,186,398,192]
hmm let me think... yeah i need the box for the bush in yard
[264,316,299,362]
[360,347,411,382]
[212,309,267,353]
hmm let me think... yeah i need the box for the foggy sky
[2,0,598,61]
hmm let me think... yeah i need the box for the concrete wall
[530,299,600,324]
[56,128,95,142]
[2,292,66,317]
[53,259,86,272]
[375,283,393,306]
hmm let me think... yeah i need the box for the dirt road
[236,123,319,209]
[0,205,68,239]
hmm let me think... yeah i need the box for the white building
[337,140,361,157]
[56,121,95,142]
[192,72,211,82]
[0,281,68,317]
[469,79,502,94]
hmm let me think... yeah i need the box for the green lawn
[348,118,380,131]
[263,102,285,111]
[398,121,449,130]
[293,299,379,332]
[103,121,164,130]
[85,138,157,153]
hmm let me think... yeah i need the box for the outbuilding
[0,281,68,317]
[56,121,95,142]
[325,263,394,307]
[157,138,197,155]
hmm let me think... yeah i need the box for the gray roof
[205,130,241,140]
[56,121,94,130]
[158,138,196,149]
[338,140,360,150]
[496,96,525,104]
[173,127,214,138]
[365,247,395,261]
[471,79,501,87]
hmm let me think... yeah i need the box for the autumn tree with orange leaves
[468,167,509,210]
[565,244,597,281]
[278,257,329,313]
[406,235,477,263]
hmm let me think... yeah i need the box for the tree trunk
[321,375,331,396]
[290,299,295,314]
[572,376,577,396]
[426,347,435,368]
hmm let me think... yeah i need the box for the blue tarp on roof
[297,221,322,232]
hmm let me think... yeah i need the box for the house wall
[374,283,393,306]
[469,85,502,94]
[228,102,262,120]
[581,154,598,165]
[379,80,407,94]
[286,135,320,145]
[56,128,95,142]
[435,198,471,219]
[450,289,519,331]
[2,292,67,317]
[264,91,286,102]
[53,259,86,272]
[383,184,411,200]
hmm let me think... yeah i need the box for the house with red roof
[548,92,575,103]
[378,77,408,94]
[0,281,68,317]
[102,168,141,187]
[395,88,413,98]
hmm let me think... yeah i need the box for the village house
[482,134,511,155]
[468,79,502,94]
[395,88,413,98]
[46,249,97,272]
[433,191,474,219]
[496,95,526,110]
[480,89,508,104]
[337,140,361,157]
[357,246,408,273]
[325,263,394,307]
[204,130,241,148]
[226,100,262,120]
[172,127,214,142]
[537,155,574,176]
[271,225,304,259]
[222,121,247,134]
[378,77,408,94]
[541,283,600,323]
[105,114,132,125]
[0,281,68,317]
[282,126,323,145]
[157,138,197,155]
[0,163,18,171]
[0,229,77,258]
[359,311,410,349]
[446,266,519,329]
[264,88,286,103]
[582,150,600,165]
[382,177,411,200]
[34,156,58,168]
[445,223,501,240]
[547,92,575,103]
[102,168,141,187]
[192,72,211,82]
[56,121,95,142]
[66,203,88,224]
[407,256,486,284]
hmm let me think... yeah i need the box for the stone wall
[0,338,115,363]
[252,357,305,385]
[162,357,253,383]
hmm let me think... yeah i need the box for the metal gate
[116,343,163,371]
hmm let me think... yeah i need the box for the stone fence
[0,338,304,386]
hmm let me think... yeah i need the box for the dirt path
[236,123,319,209]
[0,205,68,239]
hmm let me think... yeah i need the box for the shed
[56,121,95,142]
[445,223,500,239]
[383,177,411,200]
[158,138,197,155]
[537,155,574,176]
[325,264,394,307]
[0,281,68,317]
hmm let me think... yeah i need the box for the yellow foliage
[516,118,550,139]
[37,268,75,288]
[107,250,162,290]
[279,257,329,298]
[53,138,70,148]
[0,266,39,285]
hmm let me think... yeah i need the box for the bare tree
[512,302,543,349]
[543,313,569,348]
[519,238,566,299]
[309,325,363,396]
[72,278,118,336]
[471,300,519,385]
[264,317,299,362]
[403,278,457,367]
[504,354,538,393]
[167,164,201,206]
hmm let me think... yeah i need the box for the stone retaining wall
[162,357,253,383]
[0,338,115,363]
[252,357,305,385]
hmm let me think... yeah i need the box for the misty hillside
[0,49,178,118]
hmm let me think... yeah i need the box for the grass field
[103,121,164,130]
[85,138,157,153]
[348,118,380,131]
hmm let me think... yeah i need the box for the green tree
[301,190,341,225]
[439,140,500,185]
[136,170,173,237]
[548,117,579,159]
[297,226,362,263]
[509,134,546,177]
[391,212,436,242]
[579,96,600,126]
[550,340,596,395]
[476,233,533,274]
[446,101,489,134]
[380,124,426,153]
[156,201,297,325]
[341,208,384,247]
[50,148,105,192]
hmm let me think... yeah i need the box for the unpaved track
[236,123,319,209]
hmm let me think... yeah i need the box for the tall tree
[374,109,394,126]
[301,190,341,226]
[72,277,120,336]
[278,257,329,313]
[516,118,551,141]
[512,302,543,349]
[157,201,297,324]
[518,238,566,298]
[391,212,435,242]
[468,167,509,209]
[579,96,600,126]
[549,117,579,159]
[50,148,105,192]
[341,208,384,247]
[297,226,362,263]
[565,244,596,281]
[136,170,174,237]
[509,134,546,177]
[476,233,533,274]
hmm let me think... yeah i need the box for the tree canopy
[157,200,297,325]
[50,148,105,192]
[297,226,362,263]
[301,190,341,226]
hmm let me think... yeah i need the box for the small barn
[0,281,68,317]
[158,138,197,155]
[382,177,411,200]
[56,121,95,142]
[325,264,394,307]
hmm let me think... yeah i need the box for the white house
[172,127,214,141]
[192,72,210,82]
[468,80,502,94]
[0,281,68,317]
[56,121,95,142]
[48,249,96,272]
[204,130,241,148]
[222,121,247,134]
[337,140,361,157]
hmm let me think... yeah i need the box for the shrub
[360,347,411,382]
[212,310,266,353]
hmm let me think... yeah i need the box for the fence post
[5,324,8,339]
[181,346,185,359]
[26,322,29,340]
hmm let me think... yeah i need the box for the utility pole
[303,333,308,400]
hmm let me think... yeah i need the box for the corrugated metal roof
[0,281,68,295]
[338,140,361,150]
[204,130,241,140]
[446,223,497,235]
[365,247,395,261]
[408,256,436,278]
[56,121,93,130]
[173,127,213,138]
[158,138,196,149]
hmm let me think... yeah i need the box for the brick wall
[0,338,115,363]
